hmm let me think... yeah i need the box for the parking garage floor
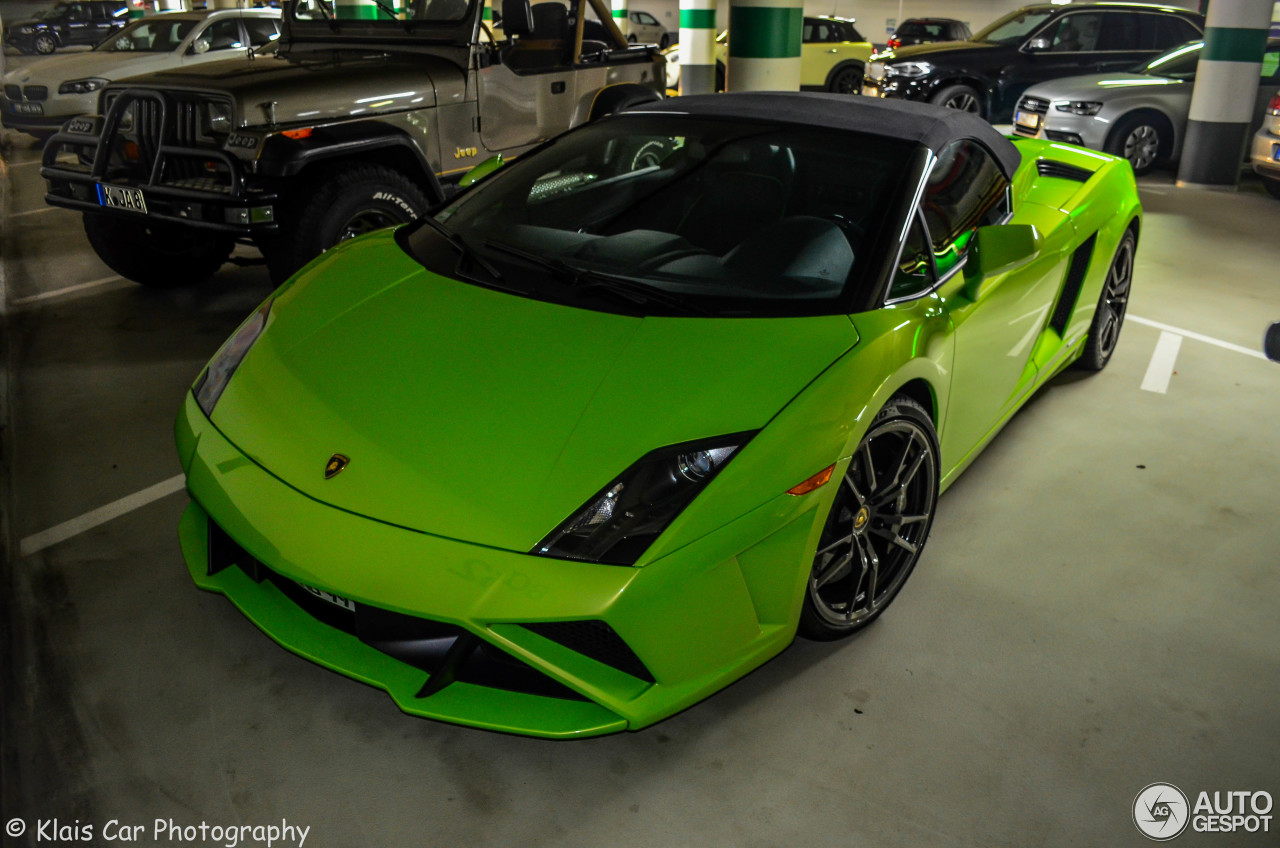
[2,119,1279,847]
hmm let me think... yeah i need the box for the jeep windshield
[972,8,1054,45]
[405,114,915,318]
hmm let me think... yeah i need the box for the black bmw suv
[862,3,1204,122]
[4,0,128,55]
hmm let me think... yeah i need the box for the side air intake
[1037,160,1094,182]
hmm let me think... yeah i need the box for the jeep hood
[209,231,859,553]
[111,51,464,127]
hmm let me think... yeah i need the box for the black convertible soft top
[634,92,1022,178]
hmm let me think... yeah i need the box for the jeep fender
[258,121,445,203]
[585,83,663,122]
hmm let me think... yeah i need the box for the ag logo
[324,453,350,479]
[454,146,478,159]
[1134,783,1190,841]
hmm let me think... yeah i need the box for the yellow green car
[664,17,873,93]
[177,93,1141,738]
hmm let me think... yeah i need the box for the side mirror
[1024,36,1049,51]
[963,224,1039,300]
[1265,322,1280,362]
[501,0,532,37]
[459,154,504,188]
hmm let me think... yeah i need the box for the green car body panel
[175,115,1141,737]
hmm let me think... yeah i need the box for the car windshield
[407,115,915,318]
[95,18,198,51]
[972,8,1053,45]
[291,0,469,25]
[1137,40,1202,79]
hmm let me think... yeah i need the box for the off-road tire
[83,214,234,287]
[271,163,432,284]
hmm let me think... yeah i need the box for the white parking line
[1140,331,1183,394]
[1129,315,1269,361]
[5,206,57,219]
[19,474,186,557]
[10,275,125,305]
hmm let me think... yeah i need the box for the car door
[61,3,94,45]
[915,140,1068,464]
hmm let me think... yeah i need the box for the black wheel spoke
[871,526,918,555]
[859,442,877,493]
[814,550,854,590]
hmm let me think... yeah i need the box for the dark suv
[4,0,129,55]
[863,3,1204,122]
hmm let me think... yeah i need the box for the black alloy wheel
[828,65,864,95]
[931,83,982,116]
[799,397,939,640]
[1077,229,1136,371]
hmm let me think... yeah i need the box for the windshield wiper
[419,216,507,282]
[483,240,710,316]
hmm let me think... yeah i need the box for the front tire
[799,397,939,641]
[1260,176,1280,200]
[658,33,669,49]
[83,215,234,287]
[827,63,865,95]
[930,83,983,117]
[1106,112,1169,176]
[33,33,56,54]
[1077,229,1136,372]
[272,163,431,283]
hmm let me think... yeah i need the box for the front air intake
[523,620,655,683]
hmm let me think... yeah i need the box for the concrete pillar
[679,0,716,95]
[725,0,801,92]
[335,0,382,20]
[612,0,630,39]
[483,0,492,25]
[1176,0,1273,189]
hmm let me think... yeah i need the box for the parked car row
[4,0,130,55]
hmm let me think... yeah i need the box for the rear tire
[271,163,432,284]
[827,63,864,95]
[1077,229,1136,372]
[83,214,234,287]
[930,83,983,118]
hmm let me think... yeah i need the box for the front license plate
[1014,110,1041,131]
[10,101,43,115]
[298,582,356,612]
[97,183,147,214]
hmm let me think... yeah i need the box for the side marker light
[786,465,835,495]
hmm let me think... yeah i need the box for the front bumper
[859,74,933,103]
[2,94,90,132]
[176,392,824,737]
[1011,109,1109,151]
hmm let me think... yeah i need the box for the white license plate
[98,183,147,214]
[10,101,43,115]
[1014,110,1041,130]
[299,582,356,612]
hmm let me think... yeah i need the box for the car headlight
[59,78,109,95]
[533,432,755,566]
[1054,100,1103,116]
[193,299,272,417]
[207,101,233,133]
[18,25,35,33]
[886,61,932,78]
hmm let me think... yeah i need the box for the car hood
[210,232,860,553]
[875,40,1007,62]
[111,51,457,126]
[1025,72,1186,100]
[4,51,178,86]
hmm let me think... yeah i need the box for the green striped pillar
[1176,0,1273,188]
[483,0,492,24]
[726,0,801,92]
[612,0,630,38]
[679,0,717,95]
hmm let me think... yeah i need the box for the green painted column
[1176,0,1273,188]
[726,0,801,92]
[612,0,630,38]
[336,0,386,20]
[482,0,492,24]
[679,0,717,95]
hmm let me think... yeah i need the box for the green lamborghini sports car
[176,93,1141,738]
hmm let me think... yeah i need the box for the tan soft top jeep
[41,0,664,284]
